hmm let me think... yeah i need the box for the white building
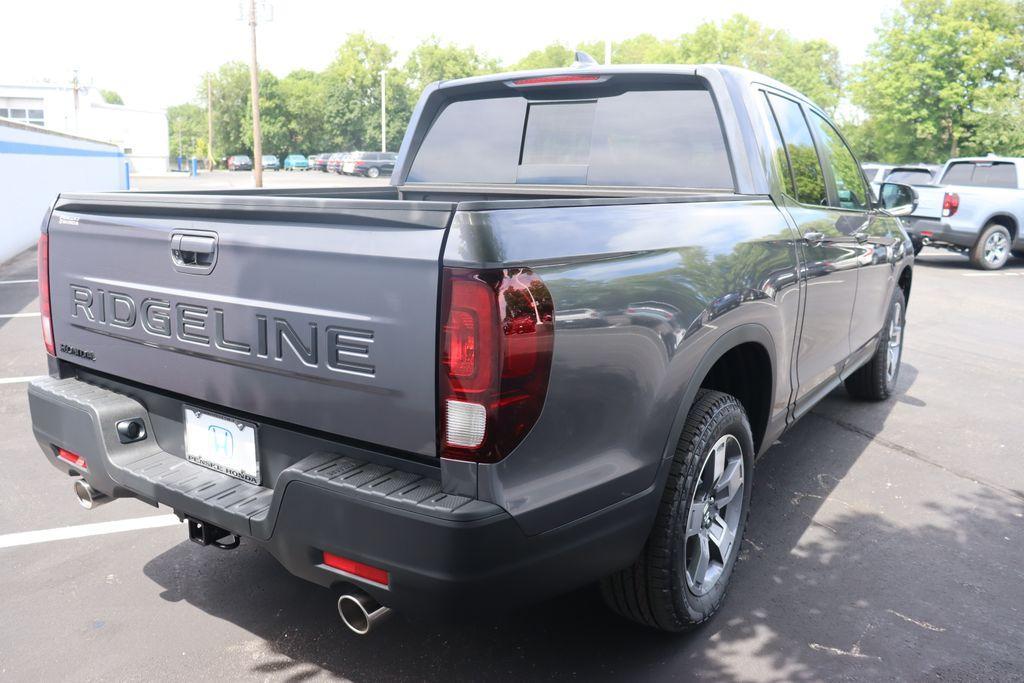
[0,82,168,174]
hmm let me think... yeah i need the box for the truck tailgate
[911,185,944,219]
[46,193,455,457]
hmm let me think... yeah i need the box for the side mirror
[878,182,918,217]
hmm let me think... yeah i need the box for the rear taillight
[942,192,959,217]
[38,233,54,356]
[439,267,554,463]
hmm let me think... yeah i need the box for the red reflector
[512,74,601,86]
[56,448,87,470]
[920,230,933,237]
[38,233,55,356]
[323,551,389,586]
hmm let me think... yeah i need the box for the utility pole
[380,70,387,153]
[604,39,612,65]
[247,0,263,187]
[206,73,214,171]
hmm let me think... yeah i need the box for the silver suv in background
[903,156,1024,268]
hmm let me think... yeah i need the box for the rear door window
[764,93,828,206]
[407,87,733,189]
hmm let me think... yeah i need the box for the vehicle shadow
[142,362,1024,681]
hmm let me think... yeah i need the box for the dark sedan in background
[226,155,253,171]
[342,151,397,177]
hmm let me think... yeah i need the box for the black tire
[844,287,906,401]
[601,390,754,632]
[970,223,1011,270]
[367,166,381,178]
[910,236,924,256]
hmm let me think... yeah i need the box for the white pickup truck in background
[901,156,1024,269]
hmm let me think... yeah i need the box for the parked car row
[312,151,398,177]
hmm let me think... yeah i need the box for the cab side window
[810,113,869,211]
[765,93,828,206]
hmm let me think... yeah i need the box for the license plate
[184,408,260,485]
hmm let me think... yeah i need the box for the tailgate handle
[171,233,218,273]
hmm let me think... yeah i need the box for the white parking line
[0,376,43,385]
[0,312,40,318]
[0,279,38,285]
[0,515,182,550]
[962,272,1022,277]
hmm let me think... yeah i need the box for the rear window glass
[941,162,1018,188]
[886,169,933,185]
[407,87,733,189]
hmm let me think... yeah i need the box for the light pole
[380,70,387,153]
[604,38,612,65]
[247,0,263,187]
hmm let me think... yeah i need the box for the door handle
[803,231,825,244]
[170,232,218,273]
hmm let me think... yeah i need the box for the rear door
[47,193,454,457]
[762,91,859,412]
[807,110,898,355]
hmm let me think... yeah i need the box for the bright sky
[4,0,899,111]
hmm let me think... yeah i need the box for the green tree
[851,0,1024,162]
[278,69,329,154]
[242,71,291,159]
[964,82,1024,156]
[202,61,250,160]
[322,33,411,151]
[512,43,576,70]
[677,15,843,112]
[166,103,206,159]
[99,89,124,105]
[403,37,499,98]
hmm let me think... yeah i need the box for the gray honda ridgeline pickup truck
[29,62,917,634]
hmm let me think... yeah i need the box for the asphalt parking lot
[1,241,1022,681]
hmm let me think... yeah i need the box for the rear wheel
[601,390,753,632]
[367,166,381,178]
[970,223,1011,270]
[845,287,905,400]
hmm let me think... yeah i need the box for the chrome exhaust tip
[74,479,110,510]
[337,592,392,635]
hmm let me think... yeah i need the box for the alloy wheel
[684,434,745,596]
[984,231,1009,266]
[886,300,903,383]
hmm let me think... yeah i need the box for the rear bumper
[27,375,654,617]
[902,217,977,248]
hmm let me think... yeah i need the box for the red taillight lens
[38,233,55,356]
[322,551,389,586]
[942,192,959,217]
[56,448,87,470]
[439,267,555,463]
[511,74,601,86]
